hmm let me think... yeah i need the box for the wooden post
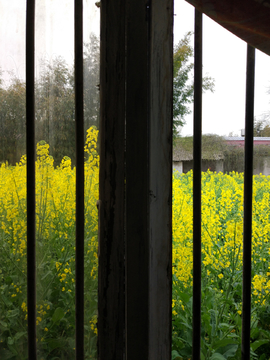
[125,0,149,358]
[98,0,126,358]
[148,0,173,358]
[99,0,173,358]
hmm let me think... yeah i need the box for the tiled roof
[224,137,270,141]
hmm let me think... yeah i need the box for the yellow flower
[21,302,27,312]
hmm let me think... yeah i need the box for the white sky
[0,0,99,81]
[1,0,270,137]
[174,0,270,136]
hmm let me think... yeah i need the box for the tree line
[0,34,99,166]
[0,32,215,165]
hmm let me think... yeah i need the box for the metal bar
[241,44,255,360]
[26,1,37,358]
[125,0,149,357]
[148,0,173,358]
[192,8,202,358]
[98,0,126,357]
[75,0,84,358]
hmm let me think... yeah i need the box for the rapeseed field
[172,170,270,359]
[1,128,270,359]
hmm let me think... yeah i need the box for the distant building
[173,136,270,175]
[224,137,270,147]
[173,143,224,173]
[224,137,270,175]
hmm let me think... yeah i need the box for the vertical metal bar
[98,0,126,358]
[125,0,149,357]
[148,0,173,358]
[241,44,255,360]
[26,1,37,359]
[192,9,202,359]
[75,0,84,358]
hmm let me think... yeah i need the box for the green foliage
[35,57,75,166]
[0,128,99,359]
[223,144,270,174]
[254,118,270,137]
[84,34,100,131]
[0,75,26,164]
[172,171,270,360]
[174,134,270,174]
[173,33,215,141]
[0,34,100,166]
[173,33,194,140]
[174,134,224,156]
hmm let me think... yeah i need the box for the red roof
[224,137,270,147]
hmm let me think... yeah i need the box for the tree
[35,57,75,165]
[34,34,100,166]
[0,33,100,166]
[254,118,270,137]
[173,32,215,140]
[0,74,26,164]
[84,33,100,131]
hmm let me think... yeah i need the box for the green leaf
[0,349,16,360]
[223,344,238,358]
[209,309,218,336]
[251,339,270,351]
[200,350,206,360]
[177,291,191,304]
[210,353,226,360]
[0,320,8,329]
[52,307,65,323]
[7,309,19,318]
[7,337,14,345]
[171,349,182,360]
[14,331,27,341]
[213,339,238,349]
[218,323,232,329]
[41,270,52,280]
[47,338,66,352]
[1,294,12,307]
[7,344,17,355]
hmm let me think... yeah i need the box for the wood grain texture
[148,0,173,358]
[125,0,149,358]
[99,1,173,358]
[98,0,126,358]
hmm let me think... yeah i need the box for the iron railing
[24,1,255,359]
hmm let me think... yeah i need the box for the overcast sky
[1,0,270,137]
[0,0,99,81]
[174,0,270,137]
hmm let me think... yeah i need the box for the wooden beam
[148,0,173,358]
[186,0,270,56]
[98,0,126,358]
[125,0,149,358]
[99,1,173,358]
